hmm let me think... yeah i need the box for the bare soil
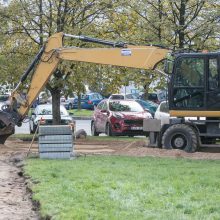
[0,137,220,219]
[0,142,39,220]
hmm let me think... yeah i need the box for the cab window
[208,58,218,90]
[172,57,205,109]
[174,57,204,87]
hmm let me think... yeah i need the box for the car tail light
[88,100,93,104]
[39,119,46,125]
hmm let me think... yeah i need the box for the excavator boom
[0,32,169,144]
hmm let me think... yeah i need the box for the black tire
[29,123,34,134]
[162,124,198,153]
[32,124,37,134]
[30,127,34,134]
[91,121,99,136]
[106,123,113,136]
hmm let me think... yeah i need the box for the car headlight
[112,112,124,119]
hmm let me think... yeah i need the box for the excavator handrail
[64,33,128,48]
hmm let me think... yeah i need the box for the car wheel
[106,123,113,136]
[162,124,198,153]
[32,124,37,134]
[91,121,99,136]
[29,124,34,134]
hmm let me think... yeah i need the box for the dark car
[91,99,152,137]
[139,91,167,104]
[29,104,74,133]
[135,99,159,117]
[72,92,103,110]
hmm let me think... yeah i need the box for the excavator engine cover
[0,111,16,144]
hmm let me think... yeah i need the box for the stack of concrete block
[38,125,73,159]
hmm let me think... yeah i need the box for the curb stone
[72,116,92,120]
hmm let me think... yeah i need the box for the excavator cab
[169,52,220,116]
[144,52,220,152]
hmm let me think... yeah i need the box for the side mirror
[164,60,173,74]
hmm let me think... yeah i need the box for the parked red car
[91,99,152,137]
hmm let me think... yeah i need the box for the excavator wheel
[162,124,198,153]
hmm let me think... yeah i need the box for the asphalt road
[15,119,92,136]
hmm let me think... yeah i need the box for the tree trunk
[142,83,150,100]
[39,0,43,46]
[77,91,81,110]
[50,88,61,125]
[158,0,162,42]
[178,0,186,48]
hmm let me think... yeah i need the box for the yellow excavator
[0,32,219,152]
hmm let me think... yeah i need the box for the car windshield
[109,101,143,112]
[136,100,158,111]
[37,105,68,115]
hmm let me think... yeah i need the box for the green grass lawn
[69,109,93,117]
[25,156,220,220]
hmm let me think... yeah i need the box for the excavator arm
[0,32,169,143]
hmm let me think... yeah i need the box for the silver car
[154,101,205,126]
[29,104,74,133]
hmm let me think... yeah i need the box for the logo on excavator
[121,49,131,56]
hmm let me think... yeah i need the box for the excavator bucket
[0,111,16,144]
